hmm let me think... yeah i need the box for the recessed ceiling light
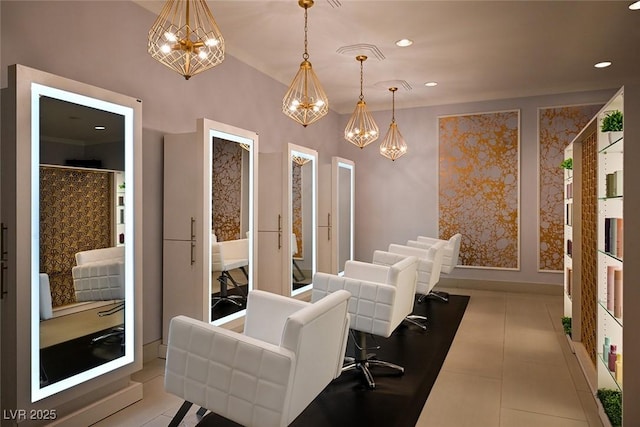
[395,38,413,47]
[629,1,640,10]
[424,81,438,87]
[94,125,106,130]
[594,61,612,68]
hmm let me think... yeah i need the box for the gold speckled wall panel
[439,111,519,269]
[40,166,113,307]
[538,104,602,271]
[212,139,242,241]
[292,162,302,257]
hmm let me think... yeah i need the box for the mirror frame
[331,157,355,275]
[201,118,258,326]
[287,143,318,297]
[6,65,142,406]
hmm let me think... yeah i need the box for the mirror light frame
[287,143,318,297]
[331,157,355,276]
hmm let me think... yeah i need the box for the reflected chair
[312,255,418,389]
[211,238,249,307]
[165,289,351,427]
[388,242,448,302]
[39,273,53,321]
[408,233,462,274]
[291,233,305,284]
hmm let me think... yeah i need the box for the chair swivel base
[342,358,404,389]
[212,294,244,308]
[405,314,427,330]
[417,290,450,303]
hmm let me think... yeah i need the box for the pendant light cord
[359,59,364,101]
[303,6,309,60]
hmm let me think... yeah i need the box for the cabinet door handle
[1,264,7,299]
[190,242,196,266]
[327,213,331,241]
[1,223,7,262]
[277,214,282,250]
[190,217,196,241]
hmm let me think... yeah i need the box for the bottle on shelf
[608,345,617,372]
[603,337,611,361]
[615,354,623,385]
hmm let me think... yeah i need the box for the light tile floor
[94,287,603,427]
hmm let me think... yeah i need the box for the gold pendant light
[282,0,329,127]
[379,87,408,161]
[148,0,225,80]
[344,55,379,148]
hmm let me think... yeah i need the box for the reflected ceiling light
[94,126,106,130]
[292,154,311,166]
[282,0,329,127]
[630,1,640,10]
[595,61,612,68]
[345,55,379,149]
[424,81,438,87]
[395,38,413,47]
[379,87,408,161]
[148,0,225,80]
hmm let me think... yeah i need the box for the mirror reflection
[35,91,132,399]
[210,133,253,323]
[335,159,354,275]
[290,147,316,295]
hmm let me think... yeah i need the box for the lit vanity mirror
[208,123,257,325]
[30,80,138,401]
[288,144,317,296]
[331,157,355,275]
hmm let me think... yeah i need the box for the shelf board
[599,136,623,154]
[597,300,623,327]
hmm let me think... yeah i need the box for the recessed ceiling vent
[326,0,342,7]
[336,44,385,61]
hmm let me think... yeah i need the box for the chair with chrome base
[165,289,351,427]
[388,241,447,302]
[312,255,418,389]
[211,238,249,307]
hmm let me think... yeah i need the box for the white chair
[388,242,448,302]
[39,273,53,320]
[408,233,462,274]
[72,246,125,302]
[164,289,351,427]
[312,255,419,389]
[211,238,249,307]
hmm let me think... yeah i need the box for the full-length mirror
[32,83,137,401]
[288,144,317,296]
[207,121,257,326]
[331,157,355,275]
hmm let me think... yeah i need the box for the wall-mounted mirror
[0,64,141,410]
[287,144,317,296]
[331,157,355,275]
[206,121,257,326]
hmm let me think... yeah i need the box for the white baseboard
[436,277,563,295]
[143,339,161,363]
[50,381,142,427]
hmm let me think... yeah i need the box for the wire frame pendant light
[148,0,225,80]
[380,87,408,161]
[282,0,329,127]
[345,55,379,148]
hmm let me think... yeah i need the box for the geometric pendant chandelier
[344,55,379,148]
[282,0,329,127]
[148,0,225,80]
[379,87,408,161]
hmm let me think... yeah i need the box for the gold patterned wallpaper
[292,162,302,257]
[439,111,519,269]
[212,138,242,242]
[40,166,113,306]
[538,105,602,271]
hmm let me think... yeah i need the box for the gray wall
[0,1,616,344]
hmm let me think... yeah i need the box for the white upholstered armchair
[388,241,447,302]
[72,246,125,302]
[211,238,249,307]
[312,255,418,389]
[164,289,351,427]
[408,233,462,274]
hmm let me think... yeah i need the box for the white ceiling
[134,0,640,114]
